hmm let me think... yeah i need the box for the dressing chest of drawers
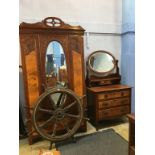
[87,84,131,128]
[85,50,132,129]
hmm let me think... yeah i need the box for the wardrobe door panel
[20,34,41,144]
[38,34,71,89]
[72,51,83,96]
[69,35,85,97]
[69,35,86,131]
[20,34,41,107]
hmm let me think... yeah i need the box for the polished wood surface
[20,17,86,144]
[72,50,83,96]
[128,113,135,155]
[86,50,132,131]
[87,84,131,92]
[20,17,85,34]
[87,84,131,129]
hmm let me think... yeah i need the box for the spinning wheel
[33,87,84,142]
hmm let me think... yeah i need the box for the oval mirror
[45,41,67,87]
[89,51,116,73]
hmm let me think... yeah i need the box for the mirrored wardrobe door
[45,41,68,87]
[39,35,70,91]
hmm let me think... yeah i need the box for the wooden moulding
[20,17,85,35]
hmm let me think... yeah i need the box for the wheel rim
[33,88,83,142]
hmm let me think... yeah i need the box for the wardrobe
[19,17,86,144]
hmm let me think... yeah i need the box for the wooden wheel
[32,87,83,142]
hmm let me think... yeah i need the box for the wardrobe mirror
[89,51,116,73]
[45,41,67,86]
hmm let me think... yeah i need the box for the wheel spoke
[48,94,57,110]
[39,108,54,114]
[56,93,63,107]
[58,93,67,108]
[51,123,57,137]
[64,113,80,119]
[64,101,76,112]
[61,121,70,132]
[39,116,55,128]
[28,130,36,136]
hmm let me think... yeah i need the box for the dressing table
[86,50,131,129]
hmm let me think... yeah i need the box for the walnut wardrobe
[19,17,86,144]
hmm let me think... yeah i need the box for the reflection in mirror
[89,52,115,73]
[46,41,67,87]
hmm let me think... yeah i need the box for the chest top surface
[87,84,131,93]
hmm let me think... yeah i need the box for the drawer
[98,105,130,120]
[98,97,130,109]
[97,90,130,100]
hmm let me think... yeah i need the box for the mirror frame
[87,50,116,75]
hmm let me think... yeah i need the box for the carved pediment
[20,17,85,32]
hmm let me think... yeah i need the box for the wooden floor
[19,119,129,155]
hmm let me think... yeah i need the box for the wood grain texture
[87,85,131,129]
[72,50,83,96]
[87,84,132,92]
[25,51,39,105]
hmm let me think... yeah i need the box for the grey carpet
[56,129,128,155]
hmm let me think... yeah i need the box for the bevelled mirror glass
[45,41,67,86]
[89,51,116,73]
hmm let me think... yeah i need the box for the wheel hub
[54,109,64,120]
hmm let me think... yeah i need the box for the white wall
[84,34,121,65]
[19,0,122,66]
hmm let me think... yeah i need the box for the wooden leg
[95,121,99,131]
[49,141,53,150]
[71,136,77,143]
